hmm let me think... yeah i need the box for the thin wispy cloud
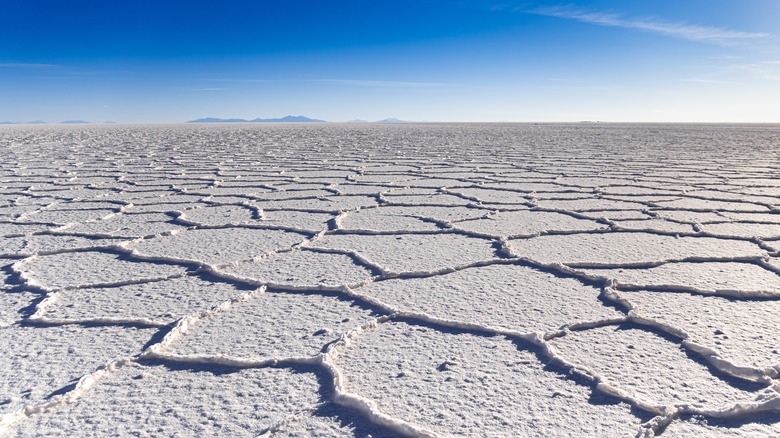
[723,62,780,81]
[682,78,741,85]
[311,79,456,88]
[529,6,769,44]
[0,63,60,69]
[206,78,279,83]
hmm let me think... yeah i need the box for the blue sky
[1,0,779,123]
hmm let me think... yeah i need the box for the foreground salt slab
[619,289,780,370]
[11,363,324,437]
[358,264,622,333]
[0,325,155,413]
[549,325,770,410]
[333,320,642,436]
[168,291,379,359]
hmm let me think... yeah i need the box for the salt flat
[1,123,780,437]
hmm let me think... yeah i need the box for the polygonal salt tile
[261,210,334,232]
[17,251,187,290]
[454,210,606,237]
[583,262,780,296]
[359,264,621,332]
[256,195,378,211]
[382,193,472,206]
[168,291,380,359]
[0,237,27,256]
[599,186,684,196]
[338,208,440,232]
[40,276,246,324]
[613,219,695,233]
[310,233,497,273]
[661,415,780,437]
[189,186,269,197]
[535,198,648,211]
[0,205,39,219]
[331,183,389,195]
[46,201,127,212]
[618,290,780,370]
[449,187,529,204]
[654,210,727,224]
[721,212,780,223]
[222,249,373,287]
[18,208,117,225]
[702,222,780,239]
[508,232,765,266]
[252,189,334,200]
[404,177,468,188]
[9,234,128,256]
[122,202,202,214]
[334,321,643,436]
[266,405,397,438]
[549,326,765,409]
[556,176,634,187]
[1,222,55,237]
[11,363,322,437]
[579,210,651,220]
[482,182,584,193]
[177,204,257,226]
[58,212,186,238]
[381,205,490,223]
[655,199,769,212]
[0,324,156,413]
[128,228,308,266]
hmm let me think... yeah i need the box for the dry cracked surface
[1,123,780,437]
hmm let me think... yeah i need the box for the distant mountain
[0,121,15,125]
[27,120,47,124]
[1,120,48,124]
[251,115,326,123]
[188,118,250,123]
[346,119,369,123]
[377,118,406,123]
[61,120,90,124]
[187,115,326,123]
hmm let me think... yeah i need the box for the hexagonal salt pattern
[3,124,780,437]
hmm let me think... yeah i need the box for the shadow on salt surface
[0,261,40,324]
[660,412,780,436]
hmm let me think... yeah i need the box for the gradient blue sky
[2,0,779,123]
